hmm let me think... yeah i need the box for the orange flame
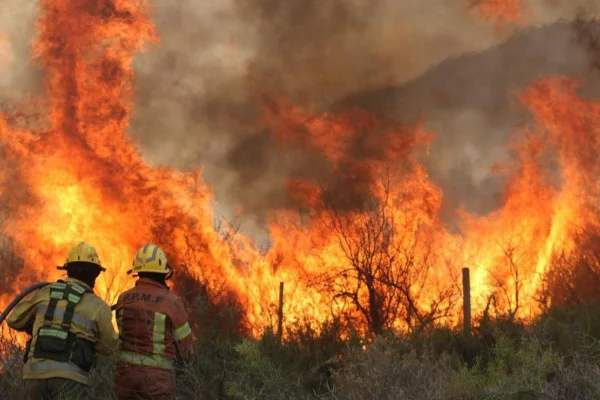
[465,0,523,26]
[257,77,600,330]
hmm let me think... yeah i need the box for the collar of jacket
[64,277,92,291]
[135,277,170,291]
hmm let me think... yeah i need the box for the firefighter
[114,243,194,400]
[7,241,119,400]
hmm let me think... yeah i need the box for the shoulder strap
[43,281,67,327]
[62,283,88,330]
[43,281,91,330]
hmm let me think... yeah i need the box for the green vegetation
[3,301,600,399]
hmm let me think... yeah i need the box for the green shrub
[3,305,600,399]
[224,338,310,400]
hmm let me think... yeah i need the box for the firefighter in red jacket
[114,243,194,399]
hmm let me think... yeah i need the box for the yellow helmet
[128,243,170,275]
[58,242,104,271]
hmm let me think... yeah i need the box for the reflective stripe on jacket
[7,278,119,385]
[115,278,194,371]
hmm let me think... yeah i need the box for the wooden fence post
[462,268,471,338]
[277,282,284,342]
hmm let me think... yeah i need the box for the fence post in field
[278,281,284,343]
[462,268,471,338]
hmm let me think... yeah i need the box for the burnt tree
[489,239,527,321]
[318,172,457,335]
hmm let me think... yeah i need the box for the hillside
[334,19,600,222]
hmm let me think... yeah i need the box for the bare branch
[313,166,457,335]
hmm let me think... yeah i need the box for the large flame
[258,80,600,330]
[1,0,599,339]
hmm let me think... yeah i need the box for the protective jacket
[114,278,194,399]
[7,278,119,385]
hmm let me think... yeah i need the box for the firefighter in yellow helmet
[114,243,194,400]
[7,242,119,400]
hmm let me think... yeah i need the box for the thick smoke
[338,18,600,224]
[0,1,43,95]
[130,0,506,236]
[130,0,600,234]
[1,0,600,237]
